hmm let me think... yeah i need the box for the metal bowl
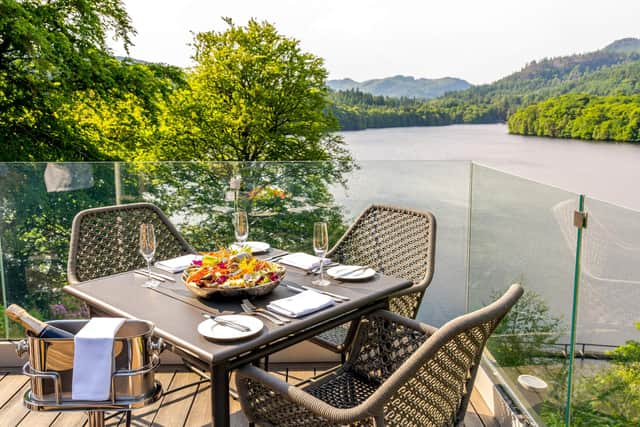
[181,264,286,299]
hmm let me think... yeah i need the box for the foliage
[155,18,350,163]
[532,322,640,426]
[0,0,184,160]
[568,323,640,425]
[507,94,640,142]
[487,288,563,367]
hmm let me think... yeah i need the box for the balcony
[0,161,638,426]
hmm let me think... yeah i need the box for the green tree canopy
[156,18,349,162]
[508,94,640,142]
[0,0,184,161]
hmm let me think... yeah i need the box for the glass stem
[319,255,325,281]
[147,259,151,278]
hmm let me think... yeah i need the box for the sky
[111,0,640,85]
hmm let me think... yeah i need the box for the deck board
[1,382,30,426]
[0,366,494,426]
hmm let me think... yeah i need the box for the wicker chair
[68,202,195,285]
[311,205,436,358]
[236,284,523,427]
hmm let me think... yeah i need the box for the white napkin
[72,317,126,401]
[278,253,331,270]
[267,290,334,318]
[155,254,201,273]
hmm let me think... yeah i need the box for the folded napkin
[267,290,334,318]
[72,317,126,401]
[278,252,331,270]
[155,254,202,273]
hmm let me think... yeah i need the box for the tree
[0,0,183,161]
[157,18,349,162]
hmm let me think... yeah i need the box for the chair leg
[341,352,346,364]
[126,411,132,426]
[87,411,105,427]
[264,355,269,371]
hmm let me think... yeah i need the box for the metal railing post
[565,194,586,426]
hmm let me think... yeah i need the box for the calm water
[342,124,640,211]
[334,125,640,345]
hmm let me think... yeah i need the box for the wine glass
[139,223,160,288]
[313,222,330,286]
[233,210,249,248]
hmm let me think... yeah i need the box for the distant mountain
[602,37,640,54]
[327,75,471,99]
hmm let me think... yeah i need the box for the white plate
[230,241,271,254]
[517,374,548,391]
[197,315,263,341]
[326,265,376,281]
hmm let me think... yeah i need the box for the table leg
[212,364,230,427]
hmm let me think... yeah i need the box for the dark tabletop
[63,254,411,365]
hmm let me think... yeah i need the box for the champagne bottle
[6,304,74,338]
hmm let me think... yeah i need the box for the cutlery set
[241,299,290,325]
[201,313,250,332]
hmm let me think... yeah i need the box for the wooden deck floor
[0,364,498,426]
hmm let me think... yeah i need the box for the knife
[149,269,177,282]
[333,265,370,279]
[134,270,165,282]
[264,252,288,262]
[285,283,342,303]
[301,285,349,301]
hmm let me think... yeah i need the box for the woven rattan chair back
[329,205,436,318]
[68,203,194,284]
[349,284,523,426]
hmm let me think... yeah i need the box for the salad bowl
[181,249,286,299]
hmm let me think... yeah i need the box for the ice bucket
[17,319,163,406]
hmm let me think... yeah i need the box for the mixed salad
[184,248,283,289]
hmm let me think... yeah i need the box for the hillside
[327,75,471,99]
[603,38,640,54]
[332,38,640,130]
[508,94,640,142]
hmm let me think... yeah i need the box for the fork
[242,299,291,323]
[240,302,286,326]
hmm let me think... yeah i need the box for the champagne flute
[233,210,249,249]
[139,223,160,288]
[313,222,330,286]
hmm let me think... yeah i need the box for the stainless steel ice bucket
[18,319,163,404]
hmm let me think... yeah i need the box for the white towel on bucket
[72,317,126,401]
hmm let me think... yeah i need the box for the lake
[342,124,640,211]
[333,124,640,346]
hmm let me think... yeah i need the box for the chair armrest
[235,365,378,424]
[368,309,437,336]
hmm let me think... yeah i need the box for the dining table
[63,249,412,427]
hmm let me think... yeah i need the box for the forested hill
[508,94,640,142]
[327,75,471,99]
[332,38,640,131]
